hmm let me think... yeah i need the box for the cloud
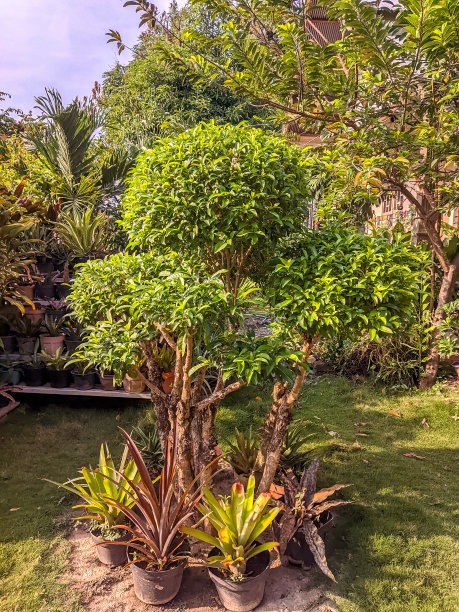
[0,0,168,114]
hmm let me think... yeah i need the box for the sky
[0,0,169,116]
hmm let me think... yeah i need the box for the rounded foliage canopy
[121,122,311,262]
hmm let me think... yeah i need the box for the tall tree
[149,0,459,388]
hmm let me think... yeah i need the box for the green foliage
[280,419,317,475]
[44,443,140,530]
[437,300,459,358]
[227,427,259,476]
[182,474,280,577]
[69,251,285,385]
[41,347,69,370]
[101,36,263,148]
[121,122,310,272]
[150,342,176,372]
[131,420,164,474]
[103,428,206,570]
[269,224,429,342]
[53,207,109,258]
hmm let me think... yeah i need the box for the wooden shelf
[10,383,150,399]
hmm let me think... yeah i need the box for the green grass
[0,398,145,612]
[0,379,457,611]
[219,377,459,612]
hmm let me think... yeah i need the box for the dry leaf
[389,410,401,417]
[450,415,459,421]
[255,396,262,401]
[354,422,368,427]
[356,432,369,437]
[362,459,370,465]
[9,507,20,512]
[328,431,339,437]
[403,453,425,460]
[115,414,121,421]
[443,465,449,471]
[421,418,430,428]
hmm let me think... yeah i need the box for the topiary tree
[121,121,311,295]
[255,222,429,492]
[69,251,298,494]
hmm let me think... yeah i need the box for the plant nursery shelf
[10,383,151,399]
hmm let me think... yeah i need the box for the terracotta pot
[99,373,115,391]
[161,369,175,394]
[24,306,46,325]
[129,553,185,604]
[208,546,270,611]
[40,334,65,357]
[90,531,129,566]
[16,284,35,300]
[123,374,146,394]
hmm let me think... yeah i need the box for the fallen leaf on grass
[115,414,121,421]
[421,418,430,428]
[443,465,449,471]
[403,453,425,460]
[9,507,20,512]
[389,410,401,417]
[362,459,370,465]
[255,396,262,401]
[354,422,368,427]
[328,431,339,437]
[356,432,369,437]
[450,415,459,421]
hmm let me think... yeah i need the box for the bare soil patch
[62,525,336,612]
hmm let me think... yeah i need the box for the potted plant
[274,459,354,580]
[152,343,176,393]
[71,359,97,390]
[0,319,17,354]
[40,315,65,356]
[182,474,280,612]
[35,271,58,300]
[101,428,208,605]
[42,348,70,388]
[11,316,43,356]
[23,303,46,325]
[20,350,46,386]
[45,443,140,565]
[16,272,36,301]
[63,318,84,355]
[123,356,146,394]
[98,369,116,391]
[46,298,69,321]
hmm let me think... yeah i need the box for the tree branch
[195,380,246,409]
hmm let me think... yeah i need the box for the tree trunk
[420,253,459,389]
[257,336,316,494]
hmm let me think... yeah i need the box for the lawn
[0,378,457,612]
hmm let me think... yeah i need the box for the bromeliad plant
[277,459,354,581]
[45,443,140,539]
[100,427,214,570]
[182,474,280,578]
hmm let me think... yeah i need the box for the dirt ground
[62,526,337,612]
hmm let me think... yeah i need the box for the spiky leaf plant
[182,474,280,578]
[278,459,353,581]
[227,427,260,476]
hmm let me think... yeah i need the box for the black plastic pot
[282,510,333,567]
[36,256,54,274]
[129,553,185,605]
[35,283,55,300]
[22,364,46,386]
[17,336,36,356]
[55,283,71,299]
[99,372,115,391]
[0,335,17,354]
[90,531,128,566]
[208,547,270,612]
[47,367,70,388]
[65,339,81,355]
[72,369,97,390]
